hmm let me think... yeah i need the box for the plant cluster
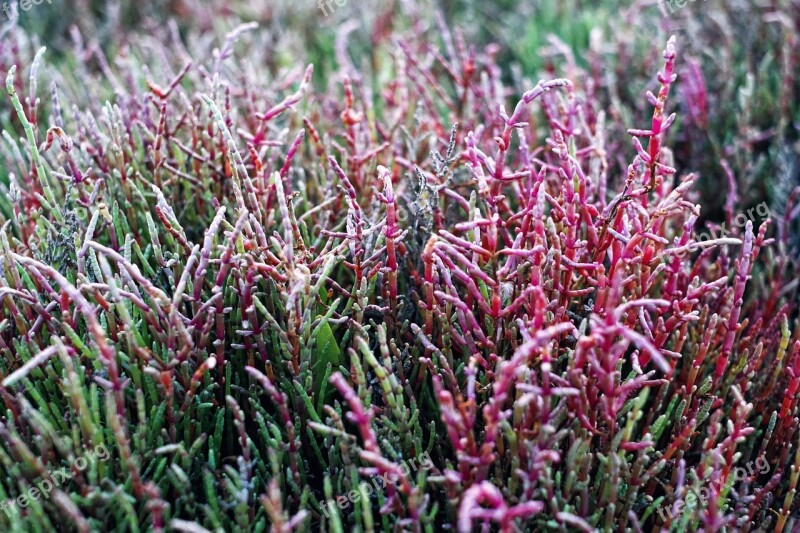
[0,2,799,532]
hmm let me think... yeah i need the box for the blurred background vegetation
[4,0,800,245]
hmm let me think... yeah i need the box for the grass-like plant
[0,2,799,532]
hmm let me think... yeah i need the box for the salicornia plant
[0,2,799,532]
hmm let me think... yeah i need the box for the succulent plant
[0,1,799,532]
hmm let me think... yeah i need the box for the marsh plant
[0,1,799,532]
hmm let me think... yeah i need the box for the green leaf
[312,319,340,405]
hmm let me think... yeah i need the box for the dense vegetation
[0,1,798,531]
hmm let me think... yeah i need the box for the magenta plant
[0,7,798,533]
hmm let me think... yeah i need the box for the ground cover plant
[0,1,799,532]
